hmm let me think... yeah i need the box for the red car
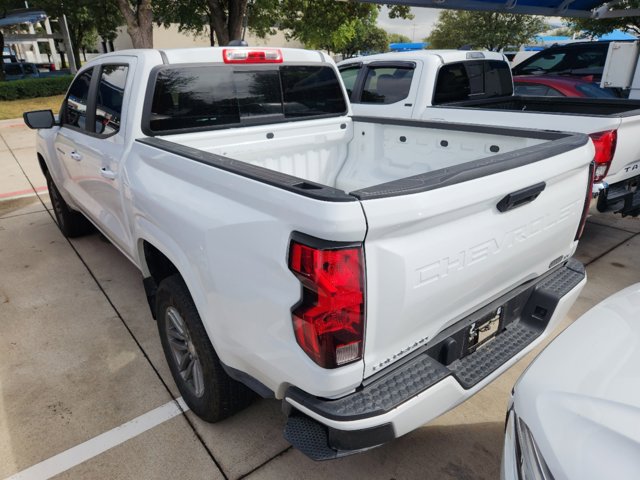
[513,75,617,98]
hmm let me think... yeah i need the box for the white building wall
[107,24,302,52]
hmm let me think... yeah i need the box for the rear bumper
[283,260,586,460]
[597,173,640,216]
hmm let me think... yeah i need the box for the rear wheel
[156,274,255,422]
[46,173,92,238]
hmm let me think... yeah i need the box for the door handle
[100,167,117,180]
[70,151,82,161]
[497,182,546,212]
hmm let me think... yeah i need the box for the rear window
[433,60,512,105]
[148,65,347,133]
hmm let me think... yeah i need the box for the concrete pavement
[1,120,639,479]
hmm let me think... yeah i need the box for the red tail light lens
[576,161,595,241]
[589,130,617,183]
[222,48,283,64]
[288,239,365,369]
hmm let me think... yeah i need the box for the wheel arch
[37,152,49,176]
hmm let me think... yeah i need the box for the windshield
[513,44,609,77]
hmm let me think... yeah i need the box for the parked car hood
[513,283,640,480]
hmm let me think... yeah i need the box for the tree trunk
[208,14,215,46]
[207,0,248,46]
[227,0,247,42]
[116,0,153,48]
[207,0,230,46]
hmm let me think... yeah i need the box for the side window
[95,65,128,136]
[339,66,361,97]
[64,68,93,130]
[361,66,414,104]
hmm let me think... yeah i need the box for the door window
[339,65,362,97]
[361,66,414,104]
[95,65,129,136]
[63,68,93,130]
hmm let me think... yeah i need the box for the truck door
[53,68,96,211]
[74,60,135,256]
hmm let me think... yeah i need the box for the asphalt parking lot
[1,119,639,480]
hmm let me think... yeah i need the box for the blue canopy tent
[0,10,47,28]
[360,1,640,19]
[389,42,429,51]
[598,30,637,41]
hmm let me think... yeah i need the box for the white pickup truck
[339,50,640,217]
[25,47,592,460]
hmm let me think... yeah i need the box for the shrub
[0,75,74,101]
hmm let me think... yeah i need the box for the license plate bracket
[466,306,504,354]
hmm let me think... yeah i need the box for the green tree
[565,1,640,37]
[426,10,546,51]
[153,0,252,47]
[154,0,412,49]
[388,33,411,44]
[334,14,388,58]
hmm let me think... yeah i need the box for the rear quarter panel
[126,141,368,398]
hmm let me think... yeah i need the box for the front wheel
[46,173,92,238]
[156,274,255,422]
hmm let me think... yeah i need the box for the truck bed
[149,116,582,198]
[451,96,640,117]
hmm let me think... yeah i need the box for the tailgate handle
[497,182,546,213]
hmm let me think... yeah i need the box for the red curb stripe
[0,186,48,199]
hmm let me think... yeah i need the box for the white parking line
[5,398,189,480]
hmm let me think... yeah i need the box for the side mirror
[23,109,56,129]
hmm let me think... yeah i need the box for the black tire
[46,173,93,238]
[156,274,255,422]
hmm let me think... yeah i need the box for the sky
[376,6,565,42]
[377,6,443,42]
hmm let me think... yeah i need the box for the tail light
[288,238,365,369]
[223,48,283,64]
[589,130,617,183]
[575,161,595,240]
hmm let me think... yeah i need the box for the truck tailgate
[355,139,593,378]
